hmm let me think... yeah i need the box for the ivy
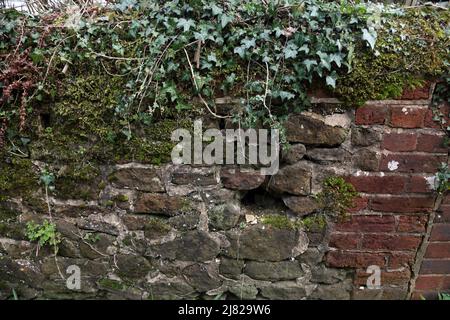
[0,0,448,149]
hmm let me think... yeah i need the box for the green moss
[261,215,297,230]
[143,218,171,238]
[0,156,39,202]
[113,194,129,202]
[300,215,327,232]
[98,278,125,291]
[315,177,359,221]
[335,8,449,107]
[55,164,101,200]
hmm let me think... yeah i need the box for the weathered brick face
[331,89,449,300]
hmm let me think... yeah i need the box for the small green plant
[438,292,450,300]
[300,215,327,232]
[83,232,100,244]
[435,163,450,195]
[26,220,61,251]
[261,215,296,230]
[316,177,359,221]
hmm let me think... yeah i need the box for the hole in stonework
[241,186,289,216]
[40,113,51,128]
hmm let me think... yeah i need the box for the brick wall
[325,85,450,299]
[412,193,450,299]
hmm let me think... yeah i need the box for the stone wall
[0,83,448,300]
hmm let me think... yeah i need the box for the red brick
[436,205,450,223]
[420,259,450,274]
[443,194,450,204]
[370,195,435,213]
[380,153,446,173]
[416,133,448,153]
[325,251,386,268]
[424,103,449,129]
[355,269,411,286]
[425,242,450,259]
[442,276,450,290]
[406,175,434,193]
[334,215,396,233]
[397,215,428,233]
[348,196,369,213]
[355,105,388,125]
[348,175,406,194]
[430,224,450,241]
[382,132,417,152]
[390,106,427,128]
[400,82,431,100]
[329,233,361,249]
[362,234,422,251]
[414,275,443,291]
[389,252,416,268]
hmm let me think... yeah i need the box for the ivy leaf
[303,59,317,72]
[177,18,195,32]
[362,28,377,50]
[298,44,309,54]
[316,51,331,70]
[220,14,233,28]
[326,75,336,88]
[277,91,295,101]
[30,48,44,64]
[330,53,342,67]
[234,46,246,58]
[211,4,223,16]
[284,43,298,59]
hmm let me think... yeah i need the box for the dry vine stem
[183,48,231,119]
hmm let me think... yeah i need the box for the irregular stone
[282,143,306,164]
[269,162,312,195]
[310,280,352,300]
[182,263,222,292]
[351,127,381,147]
[0,258,44,288]
[311,265,349,284]
[79,233,115,259]
[143,218,171,240]
[352,149,380,171]
[228,281,258,300]
[116,254,152,278]
[208,202,241,230]
[283,196,321,216]
[244,261,303,281]
[109,168,164,192]
[147,275,197,300]
[260,281,308,300]
[169,212,200,231]
[219,258,245,279]
[0,239,33,258]
[221,167,266,190]
[297,248,324,265]
[58,239,81,258]
[172,166,217,186]
[286,113,348,146]
[122,215,149,231]
[77,219,119,236]
[41,257,107,278]
[306,148,349,163]
[134,193,188,216]
[224,225,308,261]
[147,230,220,262]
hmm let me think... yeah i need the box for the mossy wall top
[0,0,448,160]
